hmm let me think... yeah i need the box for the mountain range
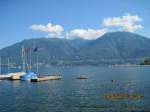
[0,32,150,66]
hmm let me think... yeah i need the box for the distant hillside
[0,38,76,66]
[80,32,150,60]
[0,32,150,66]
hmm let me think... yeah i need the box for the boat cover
[20,72,37,80]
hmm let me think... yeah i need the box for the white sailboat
[10,47,26,80]
[20,47,37,81]
[0,56,6,79]
[31,47,62,82]
[0,57,14,80]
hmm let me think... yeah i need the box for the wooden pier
[31,75,62,82]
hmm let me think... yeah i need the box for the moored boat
[0,73,14,80]
[10,72,26,80]
[20,72,37,81]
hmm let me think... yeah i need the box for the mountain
[68,38,91,48]
[0,32,150,66]
[0,38,75,66]
[80,32,150,60]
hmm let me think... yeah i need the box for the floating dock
[31,75,62,82]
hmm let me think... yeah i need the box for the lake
[0,66,150,112]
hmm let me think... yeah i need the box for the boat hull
[0,73,14,80]
[10,72,26,80]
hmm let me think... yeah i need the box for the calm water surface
[0,66,150,112]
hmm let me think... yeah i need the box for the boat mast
[36,51,38,74]
[0,55,1,75]
[7,58,10,74]
[29,48,32,72]
[22,46,25,72]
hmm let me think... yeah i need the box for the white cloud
[67,28,107,40]
[30,14,144,40]
[46,33,64,38]
[30,22,63,37]
[103,14,143,32]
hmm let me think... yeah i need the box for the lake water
[0,66,150,112]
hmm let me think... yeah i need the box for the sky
[0,0,150,49]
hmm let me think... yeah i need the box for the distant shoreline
[108,64,150,67]
[2,64,150,69]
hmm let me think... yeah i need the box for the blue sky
[0,0,150,48]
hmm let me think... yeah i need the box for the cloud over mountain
[29,14,143,40]
[67,28,107,40]
[103,14,143,32]
[30,22,63,37]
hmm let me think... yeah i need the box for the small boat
[0,57,14,80]
[20,72,37,81]
[0,73,14,80]
[31,75,62,82]
[10,72,26,80]
[76,75,88,79]
[0,75,6,80]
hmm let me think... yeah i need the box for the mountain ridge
[0,32,150,66]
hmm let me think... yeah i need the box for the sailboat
[10,47,26,80]
[0,56,8,80]
[20,47,37,81]
[30,47,61,82]
[0,55,4,79]
[0,57,14,80]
